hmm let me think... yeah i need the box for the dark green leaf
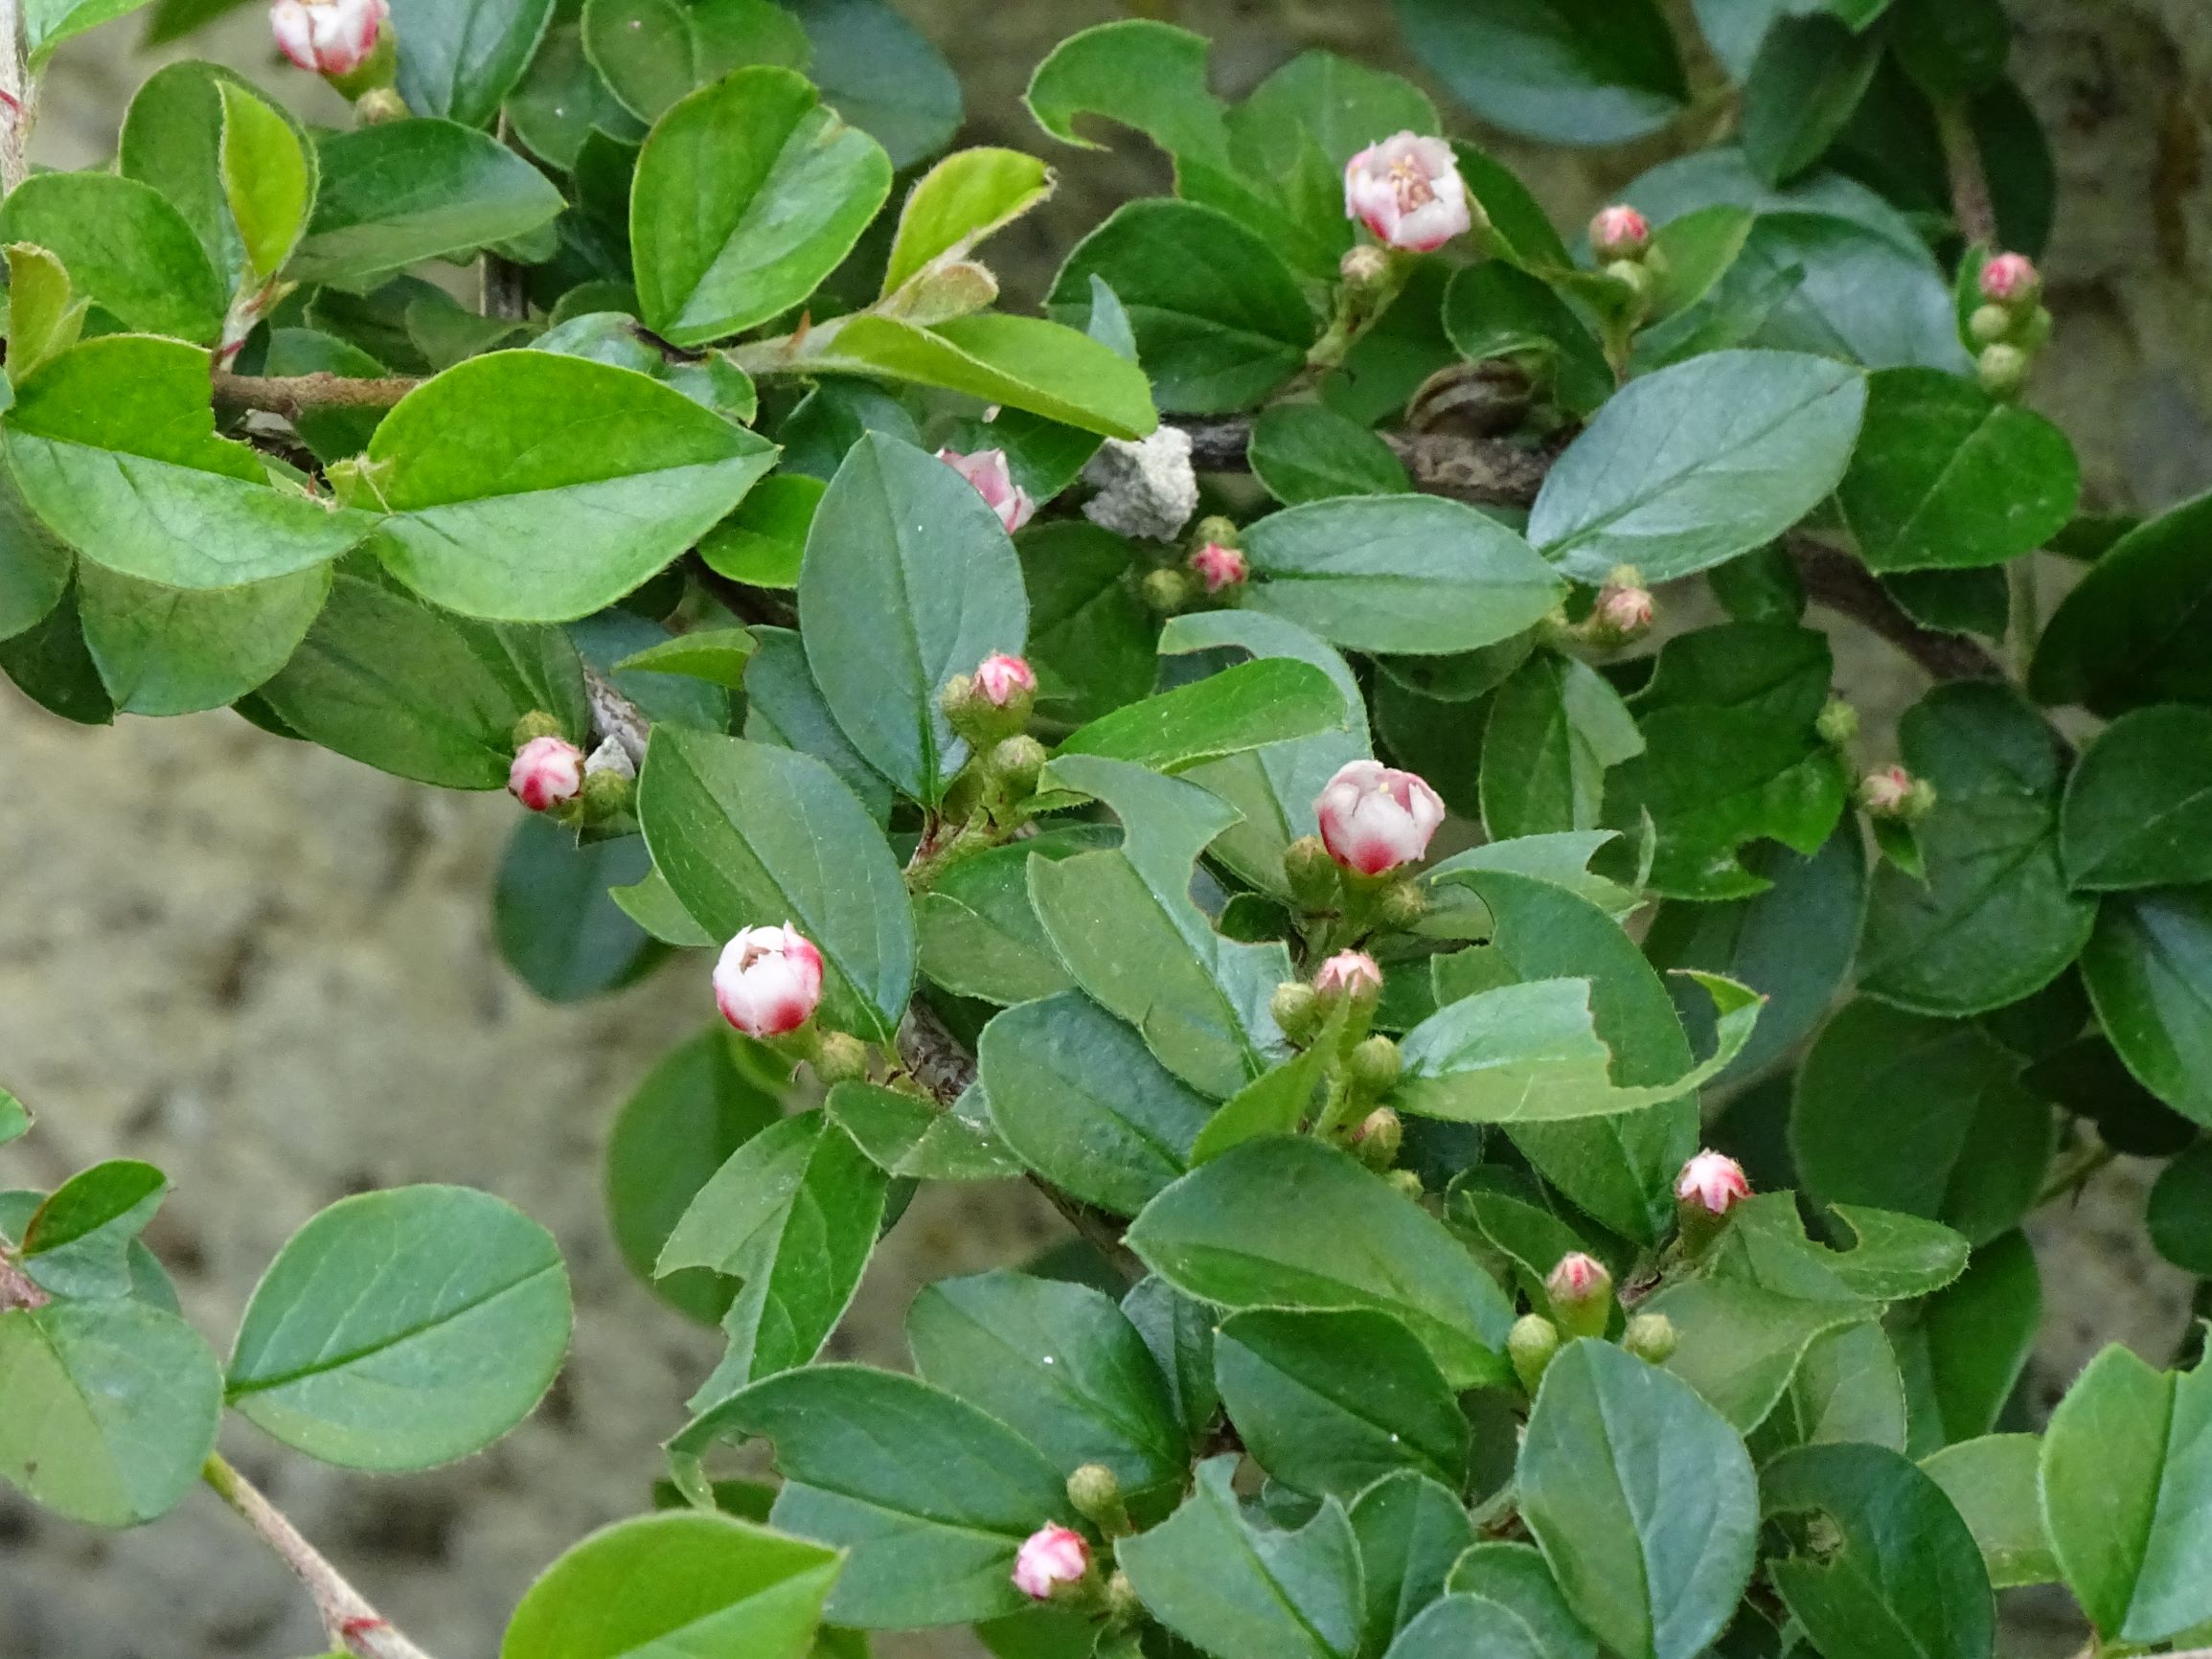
[1393,0,1687,146]
[2060,706,2212,890]
[1441,261,1611,416]
[18,1159,167,1300]
[505,18,637,170]
[914,831,1104,1008]
[1740,13,1882,186]
[1023,19,1231,167]
[789,0,961,170]
[2079,887,2212,1126]
[390,0,557,128]
[2149,1142,2212,1275]
[1481,649,1644,838]
[2032,489,2212,716]
[77,560,331,717]
[1350,1472,1475,1654]
[741,626,894,824]
[1445,1543,1598,1659]
[1382,1595,1548,1659]
[494,820,663,1002]
[1248,403,1411,504]
[1893,1230,2041,1451]
[581,0,809,125]
[824,1079,1020,1181]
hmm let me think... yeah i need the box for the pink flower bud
[936,446,1036,534]
[1676,1150,1750,1217]
[1190,542,1247,594]
[1594,579,1654,640]
[1312,949,1382,1000]
[269,0,388,77]
[1343,132,1472,253]
[713,923,825,1038]
[1545,1251,1613,1339]
[972,652,1037,708]
[1012,1524,1089,1600]
[508,735,584,812]
[1978,252,2040,307]
[1314,759,1446,875]
[1859,765,1914,817]
[1589,204,1651,262]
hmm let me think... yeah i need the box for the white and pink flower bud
[713,923,825,1039]
[936,446,1036,534]
[1978,252,2041,307]
[1190,542,1247,594]
[1589,204,1651,262]
[1343,132,1472,253]
[1314,759,1446,876]
[1545,1251,1613,1338]
[270,0,388,77]
[508,735,584,812]
[972,652,1037,709]
[1676,1150,1751,1217]
[1312,950,1383,1002]
[1012,1524,1090,1600]
[1859,765,1914,818]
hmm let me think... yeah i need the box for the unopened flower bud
[508,734,584,812]
[1676,1148,1749,1252]
[973,652,1036,709]
[353,84,407,123]
[1374,877,1428,931]
[1509,1312,1561,1396]
[2017,306,2053,352]
[1545,1251,1614,1340]
[1315,760,1445,876]
[1142,566,1196,614]
[512,710,564,747]
[1312,950,1383,1009]
[1815,697,1859,746]
[944,655,1035,742]
[1351,1106,1402,1169]
[1976,342,2029,399]
[1348,1035,1402,1097]
[1190,541,1248,595]
[1283,834,1341,911]
[812,1031,870,1085]
[1385,1168,1425,1202]
[713,923,824,1039]
[1859,765,1917,819]
[579,762,633,821]
[1589,204,1651,262]
[936,446,1036,534]
[1192,514,1241,550]
[1271,981,1321,1044]
[1904,776,1938,820]
[1969,303,2015,347]
[1588,564,1654,646]
[1623,1311,1677,1365]
[1066,1464,1126,1531]
[1339,243,1391,289]
[1012,1524,1090,1600]
[1978,251,2041,308]
[1344,132,1472,253]
[1604,259,1652,306]
[1105,1571,1142,1624]
[270,0,389,80]
[990,734,1048,798]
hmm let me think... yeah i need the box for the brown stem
[0,0,34,197]
[212,370,420,420]
[1935,99,1998,248]
[202,1455,435,1659]
[0,1247,48,1311]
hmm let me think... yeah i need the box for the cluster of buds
[270,0,401,114]
[506,715,632,823]
[936,446,1036,534]
[1858,764,1937,824]
[1143,515,1248,615]
[1581,563,1655,649]
[1588,203,1657,314]
[1343,132,1476,253]
[1968,253,2052,400]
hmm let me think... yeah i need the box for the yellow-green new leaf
[819,313,1156,440]
[3,243,86,385]
[881,147,1053,296]
[217,80,315,288]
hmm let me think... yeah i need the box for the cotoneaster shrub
[1,3,2209,1658]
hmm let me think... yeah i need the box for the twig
[582,665,650,770]
[201,1455,436,1659]
[212,370,420,420]
[1934,99,1998,248]
[0,0,34,196]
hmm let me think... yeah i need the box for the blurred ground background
[1,1,2208,1654]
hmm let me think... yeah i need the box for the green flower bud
[1348,1035,1402,1097]
[1544,1251,1614,1341]
[511,710,565,747]
[1815,697,1859,746]
[1066,1463,1126,1531]
[1283,834,1341,911]
[2018,306,2053,352]
[1623,1311,1678,1365]
[579,763,633,822]
[1373,877,1428,931]
[1977,342,2029,399]
[1969,303,2015,346]
[1192,513,1242,551]
[1510,1312,1562,1397]
[990,735,1048,799]
[1105,1571,1143,1624]
[1604,259,1652,306]
[353,84,409,124]
[1142,567,1197,614]
[1385,1169,1425,1203]
[1352,1106,1402,1170]
[1271,982,1320,1045]
[812,1032,871,1086]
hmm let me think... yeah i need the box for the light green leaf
[4,242,87,389]
[1382,1596,1548,1659]
[0,173,224,343]
[1023,19,1231,167]
[816,313,1155,440]
[1445,1543,1598,1659]
[78,560,331,716]
[17,1159,168,1301]
[1055,658,1345,776]
[824,1079,1020,1182]
[882,147,1053,296]
[612,625,757,689]
[217,80,314,288]
[1921,1435,2059,1590]
[582,0,809,124]
[702,475,824,590]
[226,1185,572,1470]
[913,830,1104,1008]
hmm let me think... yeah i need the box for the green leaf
[741,625,894,823]
[505,17,638,170]
[2040,1346,2212,1642]
[1921,1435,2060,1589]
[533,312,759,425]
[1239,494,1565,657]
[0,1299,222,1528]
[362,351,775,623]
[2060,706,2212,890]
[979,991,1216,1216]
[218,80,315,288]
[789,0,961,171]
[1394,971,1763,1123]
[76,560,331,717]
[701,475,825,590]
[604,1025,785,1325]
[1383,1596,1550,1659]
[1481,649,1644,838]
[631,66,891,347]
[226,1185,572,1470]
[18,1158,168,1300]
[1027,756,1290,1099]
[258,574,588,789]
[1527,349,1866,583]
[2031,489,2212,716]
[25,0,161,62]
[2149,1141,2212,1275]
[1119,1455,1361,1659]
[824,1080,1020,1182]
[0,173,224,343]
[1760,1441,1995,1659]
[914,831,1102,1007]
[1892,1230,2041,1451]
[1857,682,2095,1014]
[817,313,1155,441]
[1248,403,1411,504]
[1126,1135,1515,1390]
[1216,1308,1470,1497]
[1187,1047,1327,1165]
[2,242,86,390]
[909,1269,1186,1501]
[1751,1322,1909,1457]
[1517,1340,1759,1659]
[664,1113,888,1410]
[1740,13,1883,186]
[1046,200,1313,416]
[390,0,557,128]
[636,728,914,1042]
[1023,19,1231,167]
[500,1510,840,1659]
[1393,0,1687,146]
[494,821,663,1002]
[0,580,110,723]
[4,336,373,588]
[1793,999,2053,1243]
[119,60,262,284]
[1055,658,1345,776]
[1445,1543,1599,1659]
[882,147,1053,296]
[1836,367,2079,573]
[1350,1473,1477,1654]
[611,625,757,690]
[2079,887,2212,1126]
[1441,261,1613,416]
[291,118,565,285]
[795,432,1027,806]
[1643,204,1757,324]
[0,1089,27,1147]
[582,0,809,125]
[672,1365,1066,1629]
